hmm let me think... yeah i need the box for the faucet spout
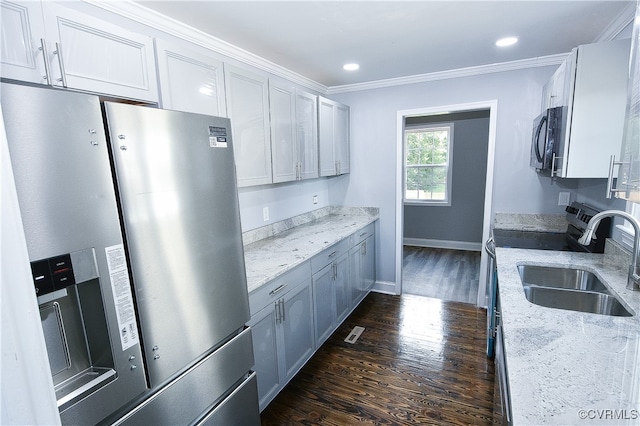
[579,210,640,290]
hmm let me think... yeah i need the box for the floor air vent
[344,326,365,344]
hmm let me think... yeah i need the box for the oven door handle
[485,237,496,260]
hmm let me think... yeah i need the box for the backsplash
[242,206,379,246]
[493,212,567,232]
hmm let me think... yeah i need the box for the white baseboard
[403,237,482,252]
[372,280,397,295]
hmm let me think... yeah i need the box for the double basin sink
[518,265,633,317]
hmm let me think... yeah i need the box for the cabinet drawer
[249,261,310,315]
[311,239,350,274]
[350,223,374,247]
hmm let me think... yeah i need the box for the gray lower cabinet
[311,239,350,347]
[249,223,377,411]
[248,262,314,412]
[349,225,375,307]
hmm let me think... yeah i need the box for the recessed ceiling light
[496,37,518,47]
[343,63,360,71]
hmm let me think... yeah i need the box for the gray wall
[329,66,559,285]
[403,110,490,244]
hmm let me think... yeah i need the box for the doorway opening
[395,101,497,307]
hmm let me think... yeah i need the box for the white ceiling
[134,1,636,88]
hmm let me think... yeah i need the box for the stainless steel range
[492,201,612,253]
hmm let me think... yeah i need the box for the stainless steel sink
[518,265,633,317]
[518,265,610,293]
[522,286,633,317]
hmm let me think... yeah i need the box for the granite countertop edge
[243,206,379,294]
[495,247,640,425]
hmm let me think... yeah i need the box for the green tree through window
[404,124,452,203]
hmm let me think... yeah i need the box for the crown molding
[83,0,328,94]
[326,54,568,94]
[595,1,637,42]
[82,0,634,97]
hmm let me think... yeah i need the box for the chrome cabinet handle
[39,39,52,85]
[606,154,630,199]
[280,299,285,322]
[53,42,67,87]
[328,250,337,258]
[269,283,287,296]
[274,300,281,323]
[362,241,367,256]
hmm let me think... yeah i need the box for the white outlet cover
[558,192,570,206]
[262,206,269,221]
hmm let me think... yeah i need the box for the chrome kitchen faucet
[579,210,640,291]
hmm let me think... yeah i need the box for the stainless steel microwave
[530,106,564,174]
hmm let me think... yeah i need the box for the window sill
[403,200,451,207]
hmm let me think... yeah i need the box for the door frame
[395,100,497,307]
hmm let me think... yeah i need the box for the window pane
[404,125,452,203]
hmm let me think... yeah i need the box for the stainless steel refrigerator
[2,82,259,425]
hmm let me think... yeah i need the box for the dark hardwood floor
[260,292,497,425]
[403,246,480,305]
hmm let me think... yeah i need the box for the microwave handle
[534,114,547,163]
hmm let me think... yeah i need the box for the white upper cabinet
[296,90,319,180]
[0,1,48,85]
[224,65,272,187]
[155,39,226,116]
[334,102,350,175]
[552,39,630,178]
[541,61,567,111]
[1,1,157,102]
[269,82,319,183]
[269,81,297,183]
[318,96,350,177]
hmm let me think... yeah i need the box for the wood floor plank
[402,247,480,304]
[260,293,499,425]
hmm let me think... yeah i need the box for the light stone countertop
[243,207,378,294]
[496,247,640,425]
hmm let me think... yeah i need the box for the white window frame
[617,201,640,251]
[403,122,454,206]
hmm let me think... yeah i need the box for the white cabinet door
[318,97,337,177]
[224,65,272,187]
[335,103,350,174]
[40,2,157,101]
[269,81,297,183]
[312,263,335,347]
[155,39,226,116]
[318,96,350,176]
[296,90,319,179]
[248,304,280,411]
[280,278,314,380]
[0,0,48,84]
[551,39,630,178]
[270,85,319,183]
